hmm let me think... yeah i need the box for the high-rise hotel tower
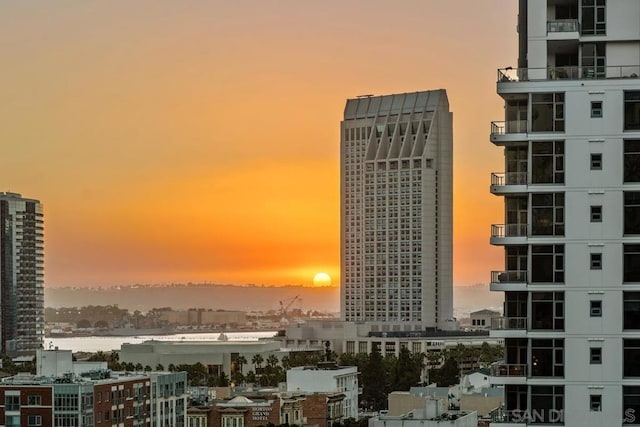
[489,1,640,425]
[340,90,453,331]
[0,192,44,356]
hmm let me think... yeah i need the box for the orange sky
[1,1,517,287]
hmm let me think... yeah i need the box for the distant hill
[45,284,340,313]
[45,283,501,315]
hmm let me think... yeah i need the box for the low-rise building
[468,310,500,331]
[286,363,358,420]
[0,349,188,426]
[120,340,282,376]
[187,391,346,427]
[282,320,501,358]
[369,396,476,427]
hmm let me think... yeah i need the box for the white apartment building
[341,90,453,331]
[0,192,44,357]
[489,1,640,426]
[286,365,359,420]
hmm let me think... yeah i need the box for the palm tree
[251,354,264,370]
[266,354,279,368]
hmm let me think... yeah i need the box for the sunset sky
[1,1,518,288]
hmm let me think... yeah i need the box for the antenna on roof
[357,94,374,98]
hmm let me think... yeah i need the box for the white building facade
[286,365,359,420]
[341,90,453,331]
[489,1,640,426]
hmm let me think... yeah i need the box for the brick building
[186,392,347,427]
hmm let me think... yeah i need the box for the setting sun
[313,272,332,287]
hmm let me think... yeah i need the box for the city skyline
[1,1,517,287]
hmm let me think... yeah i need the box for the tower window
[590,394,602,411]
[591,101,603,118]
[590,300,602,317]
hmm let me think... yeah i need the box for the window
[531,141,564,184]
[581,0,606,36]
[531,292,564,330]
[624,292,640,329]
[531,339,564,377]
[590,205,602,222]
[5,395,19,411]
[624,386,640,424]
[532,93,565,132]
[590,347,602,364]
[506,146,528,184]
[625,245,640,283]
[625,140,640,182]
[531,245,564,283]
[27,415,41,426]
[530,385,564,424]
[591,101,603,117]
[625,193,640,234]
[591,253,602,270]
[5,416,19,427]
[625,91,640,131]
[591,153,602,170]
[582,43,606,78]
[531,193,564,236]
[27,395,41,406]
[624,339,640,377]
[590,395,602,412]
[590,300,602,317]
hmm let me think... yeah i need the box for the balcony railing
[491,363,527,377]
[491,172,527,187]
[547,19,579,33]
[491,120,528,135]
[491,316,527,330]
[498,65,640,82]
[491,223,528,238]
[491,270,527,284]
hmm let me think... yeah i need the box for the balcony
[547,19,579,39]
[490,172,527,195]
[498,65,640,83]
[490,120,528,144]
[490,363,527,385]
[547,19,579,33]
[490,271,527,292]
[491,317,527,338]
[491,316,526,330]
[490,223,527,245]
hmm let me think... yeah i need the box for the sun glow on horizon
[312,272,332,287]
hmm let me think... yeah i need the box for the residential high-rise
[0,192,44,357]
[489,1,640,425]
[340,90,453,331]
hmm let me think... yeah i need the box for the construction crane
[279,295,301,322]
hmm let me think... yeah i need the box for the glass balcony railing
[491,224,528,238]
[490,363,527,377]
[491,270,527,284]
[491,172,527,187]
[491,316,527,330]
[547,19,579,33]
[491,120,528,135]
[498,65,640,82]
